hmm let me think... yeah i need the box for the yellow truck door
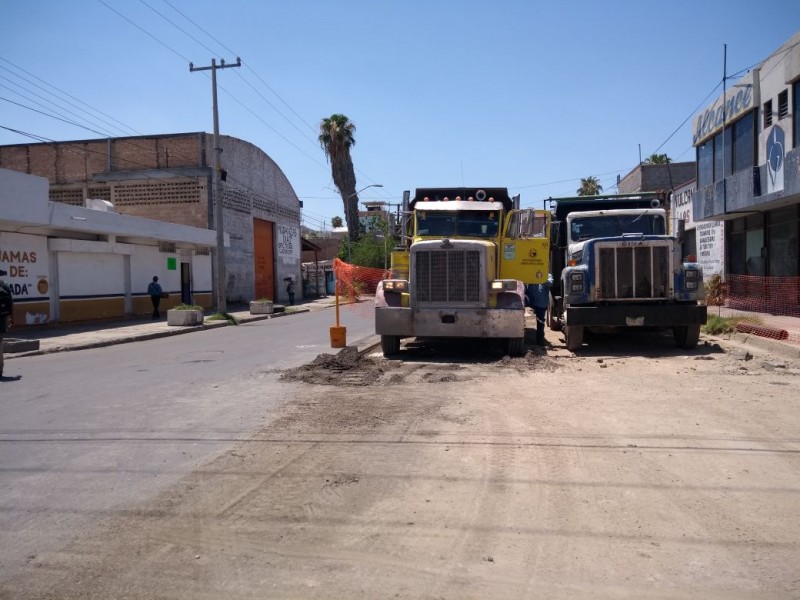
[499,209,551,284]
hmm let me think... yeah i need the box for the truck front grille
[597,244,669,299]
[415,249,481,302]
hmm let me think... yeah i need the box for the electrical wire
[0,77,124,138]
[0,61,140,136]
[148,0,395,201]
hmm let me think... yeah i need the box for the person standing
[286,279,296,306]
[0,269,13,378]
[526,274,552,347]
[147,276,163,319]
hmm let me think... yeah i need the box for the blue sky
[1,1,798,231]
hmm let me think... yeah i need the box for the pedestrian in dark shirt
[147,276,163,319]
[286,279,296,306]
[525,274,553,346]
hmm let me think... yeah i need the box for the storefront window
[745,214,765,275]
[732,111,755,173]
[794,80,799,149]
[768,206,799,276]
[728,215,765,275]
[697,140,713,187]
[713,132,732,183]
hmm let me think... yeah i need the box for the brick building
[0,132,302,306]
[617,161,696,196]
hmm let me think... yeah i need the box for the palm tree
[331,215,343,229]
[319,114,360,242]
[577,176,603,196]
[644,153,672,164]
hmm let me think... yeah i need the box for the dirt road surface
[4,327,800,599]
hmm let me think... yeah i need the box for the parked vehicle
[548,192,707,351]
[375,187,550,357]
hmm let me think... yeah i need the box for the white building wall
[193,253,212,292]
[59,252,125,297]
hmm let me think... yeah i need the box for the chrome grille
[597,244,669,299]
[415,249,481,302]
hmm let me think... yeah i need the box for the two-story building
[692,32,800,314]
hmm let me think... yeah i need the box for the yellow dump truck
[375,187,550,357]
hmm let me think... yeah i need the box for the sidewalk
[714,305,800,359]
[6,298,800,361]
[4,296,342,358]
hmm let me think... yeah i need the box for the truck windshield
[416,210,499,237]
[570,214,665,241]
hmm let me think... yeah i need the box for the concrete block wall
[213,135,302,303]
[1,132,302,307]
[618,162,696,194]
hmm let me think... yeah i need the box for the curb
[7,306,315,358]
[721,331,800,360]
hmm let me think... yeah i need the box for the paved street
[0,300,377,581]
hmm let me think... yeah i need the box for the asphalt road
[0,306,375,579]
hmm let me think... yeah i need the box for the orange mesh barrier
[711,275,800,346]
[332,258,389,316]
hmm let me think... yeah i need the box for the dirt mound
[281,346,385,386]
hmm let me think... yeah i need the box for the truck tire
[673,324,701,349]
[507,337,526,357]
[381,335,401,357]
[547,295,561,331]
[564,324,584,351]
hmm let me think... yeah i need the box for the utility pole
[189,57,241,313]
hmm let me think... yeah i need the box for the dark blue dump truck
[547,193,707,351]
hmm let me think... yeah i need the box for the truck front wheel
[381,335,401,357]
[564,324,584,351]
[673,324,701,349]
[507,337,526,357]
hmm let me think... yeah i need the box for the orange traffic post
[329,275,347,348]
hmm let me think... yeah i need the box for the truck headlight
[491,280,517,291]
[684,269,699,290]
[569,272,584,293]
[384,279,408,292]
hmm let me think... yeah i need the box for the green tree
[319,114,360,242]
[577,176,603,196]
[644,153,672,164]
[338,217,397,269]
[331,215,343,228]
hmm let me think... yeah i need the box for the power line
[0,96,111,137]
[149,0,394,201]
[0,77,125,138]
[159,0,319,136]
[0,62,139,137]
[96,0,192,63]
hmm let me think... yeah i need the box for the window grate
[778,90,789,120]
[763,100,773,128]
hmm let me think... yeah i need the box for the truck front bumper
[375,306,524,338]
[566,303,707,327]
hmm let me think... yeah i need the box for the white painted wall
[193,254,212,292]
[0,168,50,225]
[59,252,125,297]
[131,246,178,296]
